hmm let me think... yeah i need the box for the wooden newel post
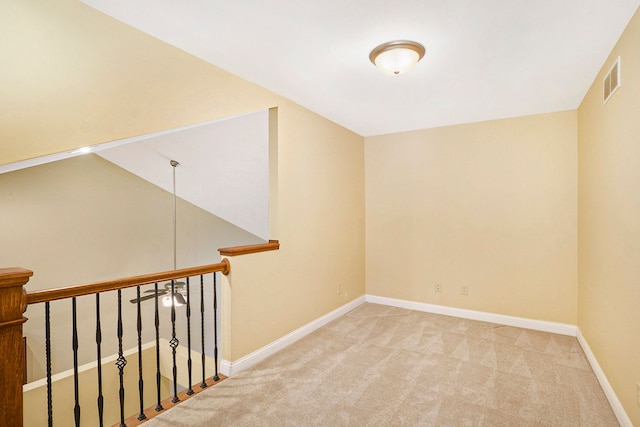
[0,267,32,427]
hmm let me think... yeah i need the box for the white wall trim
[219,294,631,424]
[577,329,632,427]
[365,295,577,336]
[220,296,366,376]
[369,295,631,423]
[23,341,156,391]
[0,112,262,175]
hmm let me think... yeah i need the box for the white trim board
[0,111,265,175]
[220,294,576,376]
[220,296,366,377]
[367,295,630,425]
[365,295,577,336]
[23,341,156,391]
[577,330,633,427]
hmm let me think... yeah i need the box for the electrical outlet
[460,285,469,295]
[337,284,342,295]
[435,282,442,292]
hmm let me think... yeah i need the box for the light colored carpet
[143,303,619,426]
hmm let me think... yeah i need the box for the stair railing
[0,260,229,427]
[1,239,279,427]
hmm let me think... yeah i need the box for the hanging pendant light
[128,159,187,306]
[369,40,425,75]
[163,159,186,308]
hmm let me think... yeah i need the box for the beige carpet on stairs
[144,303,619,426]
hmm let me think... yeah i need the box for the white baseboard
[222,294,576,377]
[220,294,630,424]
[367,295,631,424]
[577,330,632,427]
[365,295,577,336]
[220,296,366,377]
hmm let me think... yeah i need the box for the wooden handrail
[218,240,280,256]
[0,267,33,427]
[27,259,229,305]
[25,240,280,305]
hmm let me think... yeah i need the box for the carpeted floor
[144,303,619,426]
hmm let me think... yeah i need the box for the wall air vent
[603,56,621,103]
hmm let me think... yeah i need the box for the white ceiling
[81,0,639,137]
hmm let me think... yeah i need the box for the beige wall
[0,154,260,291]
[1,0,275,165]
[1,154,260,380]
[224,97,366,361]
[365,111,578,324]
[578,7,640,425]
[2,0,366,389]
[17,0,640,422]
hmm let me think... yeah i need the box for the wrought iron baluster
[169,159,180,404]
[213,272,219,381]
[199,274,207,389]
[116,289,127,427]
[154,282,164,412]
[170,279,180,403]
[186,277,194,395]
[136,286,147,421]
[96,294,104,427]
[45,302,53,427]
[72,297,81,426]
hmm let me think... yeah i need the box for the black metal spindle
[213,272,219,382]
[45,302,53,427]
[154,282,164,412]
[136,286,147,421]
[96,294,104,427]
[169,159,180,404]
[72,298,81,426]
[170,279,180,403]
[186,277,194,395]
[199,274,207,389]
[115,289,127,427]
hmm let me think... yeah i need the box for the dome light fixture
[369,40,425,75]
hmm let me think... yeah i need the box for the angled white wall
[98,110,270,240]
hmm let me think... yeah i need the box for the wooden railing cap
[26,260,229,305]
[0,268,33,287]
[218,240,280,257]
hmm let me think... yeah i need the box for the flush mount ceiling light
[369,40,425,75]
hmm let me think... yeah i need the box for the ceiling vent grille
[603,57,621,103]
